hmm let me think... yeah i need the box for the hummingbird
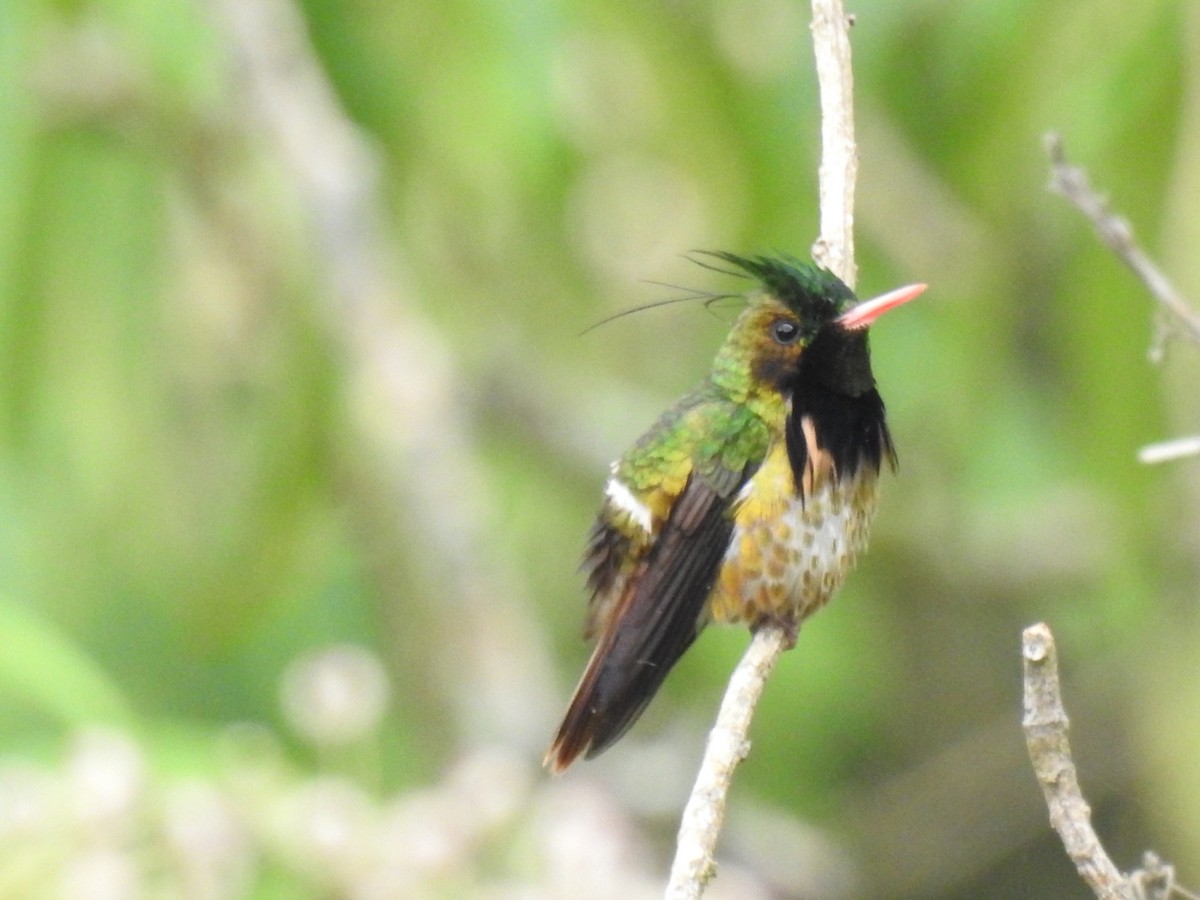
[545,252,925,773]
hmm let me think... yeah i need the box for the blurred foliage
[0,0,1198,896]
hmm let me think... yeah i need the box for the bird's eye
[771,319,801,345]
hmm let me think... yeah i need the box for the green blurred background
[0,0,1198,897]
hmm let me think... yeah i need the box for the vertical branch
[810,0,859,287]
[664,2,859,896]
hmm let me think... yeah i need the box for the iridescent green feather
[614,387,771,498]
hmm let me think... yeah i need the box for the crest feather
[699,251,856,322]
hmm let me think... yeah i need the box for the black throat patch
[783,327,895,494]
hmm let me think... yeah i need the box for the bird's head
[710,253,925,401]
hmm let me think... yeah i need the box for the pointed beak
[836,283,927,331]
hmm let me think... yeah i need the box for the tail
[543,593,704,773]
[544,474,736,773]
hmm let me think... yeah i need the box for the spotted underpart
[709,436,880,626]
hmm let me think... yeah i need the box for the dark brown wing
[545,466,746,773]
[580,518,631,642]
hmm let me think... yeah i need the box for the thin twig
[1129,851,1200,900]
[1138,435,1200,465]
[665,627,788,898]
[664,2,859,896]
[1021,623,1138,900]
[1045,132,1200,347]
[1047,133,1200,467]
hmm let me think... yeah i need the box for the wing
[545,459,753,773]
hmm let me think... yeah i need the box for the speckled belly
[708,444,880,626]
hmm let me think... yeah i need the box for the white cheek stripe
[605,477,653,533]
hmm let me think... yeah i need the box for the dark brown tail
[543,594,704,773]
[544,474,735,772]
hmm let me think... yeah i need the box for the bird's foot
[752,613,799,649]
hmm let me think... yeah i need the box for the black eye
[771,319,800,345]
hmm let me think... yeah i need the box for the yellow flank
[729,442,793,526]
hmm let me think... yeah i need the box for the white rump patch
[604,477,653,533]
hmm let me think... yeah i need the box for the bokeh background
[1,0,1198,897]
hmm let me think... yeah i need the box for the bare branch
[810,0,859,287]
[665,2,859,896]
[1045,132,1200,347]
[665,626,789,898]
[1021,623,1138,900]
[1046,133,1200,468]
[1040,139,1200,900]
